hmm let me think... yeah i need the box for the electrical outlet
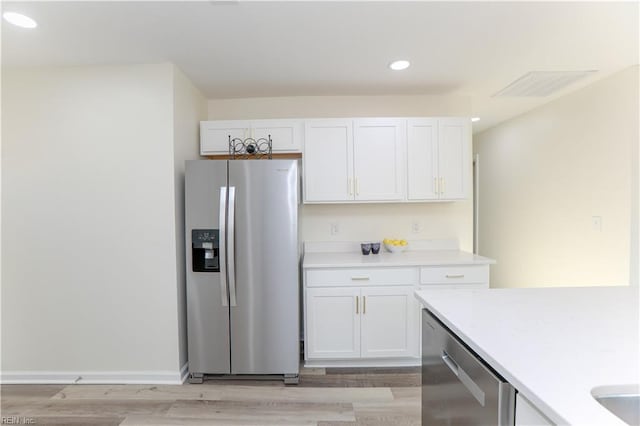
[411,222,420,234]
[330,222,339,235]
[592,216,602,232]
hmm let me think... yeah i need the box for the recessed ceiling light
[389,60,410,71]
[3,12,38,29]
[471,117,480,122]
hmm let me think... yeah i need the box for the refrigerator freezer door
[185,160,231,375]
[228,160,300,375]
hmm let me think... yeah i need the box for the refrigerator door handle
[219,186,229,307]
[228,186,238,307]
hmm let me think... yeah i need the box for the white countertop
[415,286,640,426]
[303,250,495,269]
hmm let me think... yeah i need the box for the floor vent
[493,70,597,97]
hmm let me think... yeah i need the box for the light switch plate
[592,216,602,232]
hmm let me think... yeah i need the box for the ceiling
[2,1,638,132]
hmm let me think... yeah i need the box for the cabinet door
[438,118,470,200]
[407,119,439,200]
[251,119,302,152]
[306,287,361,359]
[515,394,554,426]
[353,119,405,201]
[303,120,354,202]
[360,286,418,358]
[200,120,250,155]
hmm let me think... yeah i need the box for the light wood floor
[1,366,421,425]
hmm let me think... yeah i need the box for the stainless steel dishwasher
[422,309,515,425]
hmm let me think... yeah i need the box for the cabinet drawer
[306,267,418,287]
[419,265,488,285]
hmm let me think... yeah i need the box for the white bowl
[384,243,408,253]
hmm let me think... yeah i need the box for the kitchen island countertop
[415,285,639,425]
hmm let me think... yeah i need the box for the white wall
[171,66,207,370]
[208,95,474,250]
[474,66,638,288]
[632,79,640,287]
[208,95,470,120]
[1,63,189,382]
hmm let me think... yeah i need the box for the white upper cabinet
[250,119,302,152]
[202,116,470,203]
[438,118,470,200]
[353,119,405,201]
[407,117,470,201]
[303,120,354,202]
[200,120,250,155]
[303,118,406,203]
[407,119,439,200]
[200,119,302,155]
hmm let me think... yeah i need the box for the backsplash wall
[300,202,473,251]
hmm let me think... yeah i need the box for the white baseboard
[1,369,185,385]
[304,358,420,368]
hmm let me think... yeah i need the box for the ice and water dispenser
[191,229,220,272]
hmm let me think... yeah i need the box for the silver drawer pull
[351,276,370,281]
[446,274,465,278]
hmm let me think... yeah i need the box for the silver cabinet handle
[442,350,486,407]
[348,177,353,196]
[355,177,360,196]
[228,186,237,307]
[351,276,370,281]
[355,296,359,314]
[219,187,228,307]
[446,274,465,278]
[363,295,366,314]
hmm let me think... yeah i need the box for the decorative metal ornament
[228,135,272,159]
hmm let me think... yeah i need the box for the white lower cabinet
[305,270,419,362]
[360,286,418,358]
[419,264,490,289]
[305,287,361,359]
[515,394,554,426]
[304,262,490,366]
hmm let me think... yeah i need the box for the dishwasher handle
[442,350,460,376]
[442,350,487,407]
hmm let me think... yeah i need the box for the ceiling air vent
[493,70,597,97]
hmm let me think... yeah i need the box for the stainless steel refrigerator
[185,159,299,384]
